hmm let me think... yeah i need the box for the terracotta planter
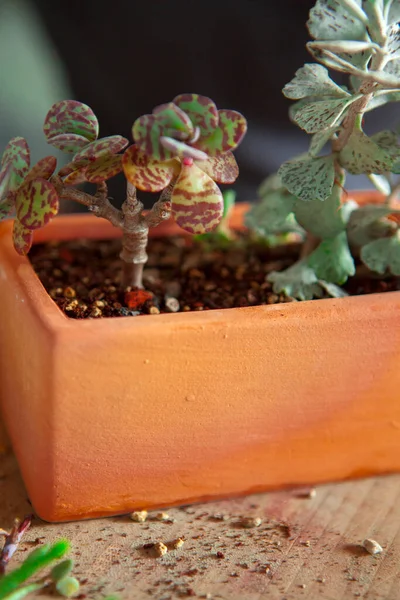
[1,192,400,522]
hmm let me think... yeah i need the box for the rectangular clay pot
[1,197,400,522]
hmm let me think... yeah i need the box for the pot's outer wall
[1,196,400,522]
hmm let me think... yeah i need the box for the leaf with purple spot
[13,220,34,255]
[1,137,31,192]
[195,152,239,184]
[153,103,194,138]
[45,133,90,153]
[171,163,223,234]
[58,159,89,178]
[15,178,59,230]
[85,154,123,183]
[0,161,13,202]
[160,137,208,161]
[132,114,172,161]
[73,136,129,162]
[0,196,15,221]
[24,156,57,184]
[195,109,247,155]
[122,145,180,192]
[173,94,219,138]
[44,100,99,144]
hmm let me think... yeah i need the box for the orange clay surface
[1,196,400,522]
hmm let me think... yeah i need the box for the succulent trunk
[120,226,149,289]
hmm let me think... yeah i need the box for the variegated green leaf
[13,219,34,255]
[0,161,12,201]
[195,152,239,184]
[360,234,400,275]
[293,182,352,238]
[307,231,355,284]
[85,154,123,183]
[339,130,394,174]
[0,196,15,220]
[1,137,30,192]
[15,178,59,230]
[132,114,172,161]
[45,133,90,153]
[291,97,352,133]
[73,136,129,162]
[171,163,223,234]
[159,137,208,160]
[309,126,338,156]
[283,64,349,100]
[307,0,368,41]
[153,102,194,137]
[278,155,335,201]
[58,159,89,178]
[195,109,247,155]
[44,100,98,143]
[245,189,299,235]
[173,94,219,138]
[63,166,88,185]
[24,156,57,183]
[122,145,180,192]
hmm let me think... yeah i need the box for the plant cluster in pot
[1,0,400,523]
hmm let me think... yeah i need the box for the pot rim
[0,190,398,332]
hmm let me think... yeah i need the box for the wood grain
[1,426,400,600]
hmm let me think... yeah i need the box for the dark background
[30,0,316,205]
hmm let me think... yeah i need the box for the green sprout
[0,540,79,600]
[246,0,400,300]
[0,96,247,290]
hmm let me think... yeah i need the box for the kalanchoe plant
[0,95,246,289]
[246,0,400,300]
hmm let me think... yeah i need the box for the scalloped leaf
[195,152,239,184]
[360,235,400,275]
[293,182,352,238]
[309,126,338,156]
[15,178,59,230]
[173,94,219,138]
[45,133,90,153]
[339,130,394,174]
[159,137,208,160]
[122,145,179,192]
[283,64,349,99]
[24,156,57,184]
[371,130,400,163]
[73,135,129,162]
[132,114,172,161]
[307,0,368,42]
[153,103,194,137]
[307,232,355,284]
[245,189,299,235]
[268,261,324,300]
[195,109,247,155]
[291,97,352,133]
[0,196,15,220]
[13,219,34,255]
[85,154,123,183]
[171,163,223,234]
[44,100,98,143]
[279,155,335,202]
[1,137,30,192]
[346,204,400,246]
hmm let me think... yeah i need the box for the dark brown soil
[29,236,400,319]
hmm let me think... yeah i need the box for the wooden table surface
[1,426,400,600]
